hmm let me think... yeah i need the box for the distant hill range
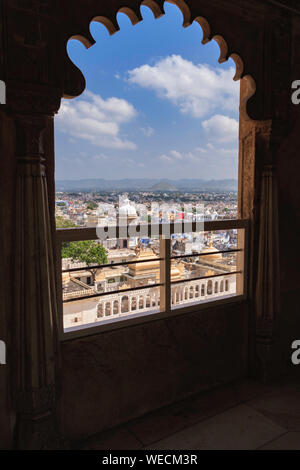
[151,181,178,192]
[55,178,238,192]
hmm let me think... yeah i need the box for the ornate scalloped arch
[65,0,256,119]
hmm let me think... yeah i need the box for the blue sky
[55,3,239,181]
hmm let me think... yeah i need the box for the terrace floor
[74,374,300,450]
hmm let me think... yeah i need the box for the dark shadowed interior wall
[61,302,248,440]
[1,0,300,449]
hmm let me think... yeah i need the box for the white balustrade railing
[57,220,248,332]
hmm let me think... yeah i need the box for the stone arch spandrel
[57,0,264,120]
[1,0,292,122]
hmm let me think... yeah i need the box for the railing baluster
[236,228,245,296]
[160,236,171,313]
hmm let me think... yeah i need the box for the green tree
[56,216,77,229]
[62,240,108,285]
[85,201,98,211]
[56,217,78,252]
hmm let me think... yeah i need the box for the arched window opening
[132,297,137,311]
[56,2,250,331]
[121,296,129,313]
[113,300,119,315]
[207,280,213,295]
[97,304,104,318]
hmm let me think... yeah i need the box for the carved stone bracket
[6,82,62,116]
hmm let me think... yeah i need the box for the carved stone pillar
[254,124,281,381]
[9,85,62,449]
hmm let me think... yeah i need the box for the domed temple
[118,196,138,222]
[124,246,185,287]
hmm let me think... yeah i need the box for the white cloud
[202,114,239,143]
[140,126,154,137]
[170,150,183,160]
[122,158,135,165]
[93,154,109,160]
[128,55,239,118]
[56,90,137,150]
[159,154,173,163]
[158,139,238,176]
[159,150,199,164]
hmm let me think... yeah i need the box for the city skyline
[59,191,239,330]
